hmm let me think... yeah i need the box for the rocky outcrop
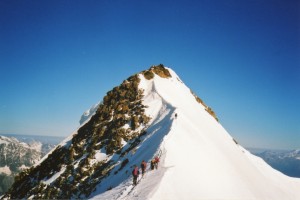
[142,64,172,80]
[191,90,219,122]
[2,66,157,199]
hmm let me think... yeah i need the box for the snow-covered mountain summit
[3,65,300,200]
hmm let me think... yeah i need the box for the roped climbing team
[132,156,160,185]
[131,112,177,185]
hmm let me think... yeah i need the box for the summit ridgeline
[3,64,299,200]
[1,65,216,199]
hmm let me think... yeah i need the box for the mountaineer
[141,160,147,176]
[132,165,140,185]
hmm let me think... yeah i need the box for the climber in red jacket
[132,165,140,185]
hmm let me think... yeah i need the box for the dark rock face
[3,66,173,199]
[4,65,217,199]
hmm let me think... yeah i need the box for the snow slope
[79,102,100,125]
[91,68,300,200]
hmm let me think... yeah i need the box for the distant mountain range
[0,134,63,195]
[0,133,63,147]
[248,148,300,178]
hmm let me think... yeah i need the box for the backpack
[132,167,139,176]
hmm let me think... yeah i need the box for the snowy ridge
[91,67,300,200]
[79,102,100,125]
[88,72,175,199]
[3,66,299,200]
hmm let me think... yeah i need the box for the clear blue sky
[0,0,299,149]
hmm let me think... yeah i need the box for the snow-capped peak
[92,65,300,200]
[4,65,300,200]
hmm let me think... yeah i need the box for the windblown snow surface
[89,68,300,200]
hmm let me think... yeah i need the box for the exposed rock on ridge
[3,65,168,199]
[2,64,218,199]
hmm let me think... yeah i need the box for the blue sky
[0,0,299,149]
